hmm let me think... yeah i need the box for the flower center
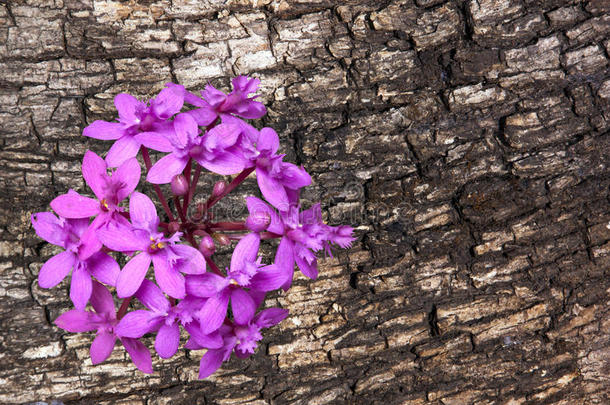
[148,236,166,252]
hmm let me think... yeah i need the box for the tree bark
[1,0,609,404]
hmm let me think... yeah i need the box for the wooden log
[0,0,609,403]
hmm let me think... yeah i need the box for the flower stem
[140,146,175,222]
[204,256,224,276]
[208,221,248,231]
[206,167,255,209]
[227,231,282,240]
[174,196,187,223]
[185,163,201,211]
[182,159,192,214]
[261,231,283,240]
[117,297,131,319]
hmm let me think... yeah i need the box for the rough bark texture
[1,0,609,404]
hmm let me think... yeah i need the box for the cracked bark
[1,0,609,404]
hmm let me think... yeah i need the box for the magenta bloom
[31,213,119,309]
[55,281,153,373]
[169,76,266,126]
[246,197,356,290]
[145,113,247,183]
[83,88,184,167]
[187,307,288,379]
[50,151,140,258]
[99,192,205,298]
[234,120,311,211]
[115,280,222,358]
[32,76,355,380]
[185,233,285,334]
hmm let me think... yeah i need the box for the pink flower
[55,281,153,373]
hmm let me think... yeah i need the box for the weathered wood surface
[1,0,609,404]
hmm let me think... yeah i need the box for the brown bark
[1,0,609,404]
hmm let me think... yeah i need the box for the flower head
[83,88,184,167]
[168,76,266,127]
[55,281,153,372]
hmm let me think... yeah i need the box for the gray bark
[1,0,609,404]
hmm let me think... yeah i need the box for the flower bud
[168,221,181,234]
[214,233,231,246]
[212,181,227,198]
[199,234,215,257]
[170,174,189,196]
[246,212,271,232]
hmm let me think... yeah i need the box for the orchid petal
[115,93,141,123]
[184,322,223,349]
[254,308,289,329]
[230,233,260,274]
[116,252,151,298]
[134,132,174,153]
[38,251,75,288]
[83,120,124,140]
[82,150,108,200]
[249,265,289,291]
[155,322,180,358]
[55,309,97,332]
[31,212,65,247]
[152,254,186,299]
[256,167,289,211]
[135,279,170,313]
[115,310,159,338]
[197,152,246,176]
[280,163,312,190]
[113,157,142,201]
[295,251,318,279]
[197,290,230,334]
[275,237,295,291]
[146,154,188,185]
[257,127,279,154]
[87,251,120,286]
[90,280,116,316]
[129,191,158,231]
[173,113,199,146]
[106,135,140,168]
[121,337,153,374]
[198,349,224,379]
[90,332,116,364]
[51,190,99,219]
[70,263,92,310]
[186,107,217,126]
[151,87,184,120]
[185,273,229,298]
[98,224,147,253]
[230,288,256,325]
[171,244,206,275]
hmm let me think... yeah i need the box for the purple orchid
[168,76,266,127]
[144,113,247,184]
[50,151,140,258]
[83,87,184,167]
[99,192,205,299]
[31,212,119,309]
[231,119,311,211]
[55,281,153,373]
[185,233,286,334]
[245,196,355,290]
[187,307,288,379]
[115,280,222,358]
[33,76,356,380]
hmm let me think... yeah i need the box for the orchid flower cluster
[31,76,355,378]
